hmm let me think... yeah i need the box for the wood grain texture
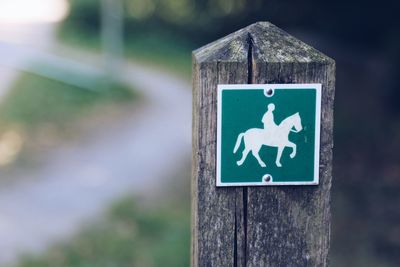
[192,22,335,267]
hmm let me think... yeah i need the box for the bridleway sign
[217,84,321,186]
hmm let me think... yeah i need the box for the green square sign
[217,84,321,186]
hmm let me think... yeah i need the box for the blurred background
[0,0,398,266]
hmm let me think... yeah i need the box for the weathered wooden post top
[192,22,335,266]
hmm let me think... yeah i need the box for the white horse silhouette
[233,112,302,168]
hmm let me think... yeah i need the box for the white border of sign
[216,84,322,187]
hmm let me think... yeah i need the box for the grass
[125,32,193,79]
[0,73,134,129]
[12,190,190,267]
[58,24,193,79]
[0,73,136,168]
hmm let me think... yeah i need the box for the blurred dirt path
[0,26,191,264]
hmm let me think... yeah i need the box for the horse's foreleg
[275,146,284,167]
[252,147,266,168]
[287,141,297,158]
[237,147,250,166]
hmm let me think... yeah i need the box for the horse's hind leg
[252,147,266,168]
[237,147,250,166]
[275,146,284,167]
[287,141,297,158]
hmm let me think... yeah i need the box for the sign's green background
[221,88,316,183]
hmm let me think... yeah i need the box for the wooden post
[192,22,335,266]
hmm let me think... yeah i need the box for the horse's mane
[278,112,299,127]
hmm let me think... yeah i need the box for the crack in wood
[234,197,238,267]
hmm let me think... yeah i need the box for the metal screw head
[264,175,271,182]
[266,89,273,96]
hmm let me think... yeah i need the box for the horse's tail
[233,133,244,153]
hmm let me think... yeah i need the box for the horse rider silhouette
[234,103,302,168]
[262,103,277,131]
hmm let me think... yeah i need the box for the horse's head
[292,112,303,133]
